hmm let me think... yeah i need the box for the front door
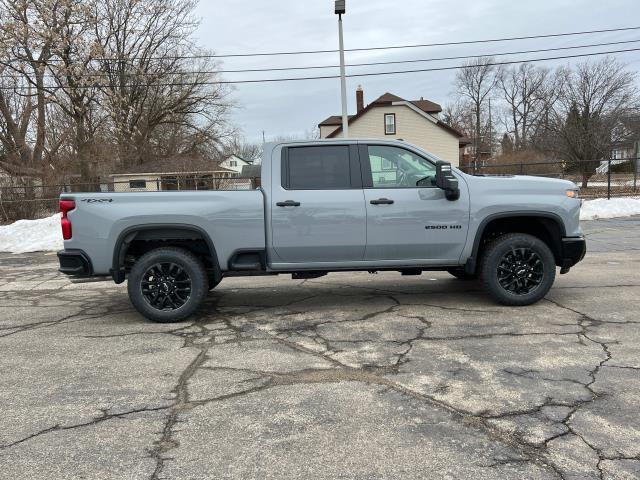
[361,144,470,262]
[270,144,366,265]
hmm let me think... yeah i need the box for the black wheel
[447,268,477,280]
[127,247,208,322]
[480,233,555,306]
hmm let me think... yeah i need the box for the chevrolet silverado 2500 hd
[57,139,586,322]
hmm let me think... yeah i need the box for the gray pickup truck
[57,139,585,322]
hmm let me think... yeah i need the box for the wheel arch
[466,212,566,274]
[111,224,221,284]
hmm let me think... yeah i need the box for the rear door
[360,143,470,262]
[270,144,366,264]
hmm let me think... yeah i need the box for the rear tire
[480,233,555,306]
[127,247,208,323]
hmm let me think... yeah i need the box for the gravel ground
[0,217,638,479]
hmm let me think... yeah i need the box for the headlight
[566,189,579,199]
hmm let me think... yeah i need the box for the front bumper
[559,236,586,272]
[57,249,93,277]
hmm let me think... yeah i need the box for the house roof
[239,164,262,178]
[319,92,466,143]
[110,155,236,176]
[319,115,355,126]
[226,154,251,164]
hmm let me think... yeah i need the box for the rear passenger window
[286,146,351,189]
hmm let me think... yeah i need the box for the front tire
[127,247,208,322]
[480,233,556,306]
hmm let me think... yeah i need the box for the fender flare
[465,211,566,274]
[110,224,221,284]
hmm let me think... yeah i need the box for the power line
[3,38,638,80]
[30,25,640,62]
[1,47,638,90]
[220,39,640,73]
[165,26,640,58]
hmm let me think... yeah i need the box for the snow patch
[0,213,63,253]
[580,197,640,221]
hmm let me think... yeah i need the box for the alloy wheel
[140,262,192,311]
[496,247,544,295]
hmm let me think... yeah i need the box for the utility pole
[335,1,348,138]
[262,130,265,143]
[488,97,493,159]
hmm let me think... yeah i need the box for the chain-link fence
[0,176,259,223]
[459,157,639,199]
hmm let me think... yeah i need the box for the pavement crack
[0,406,169,450]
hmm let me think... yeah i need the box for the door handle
[276,200,301,207]
[370,198,394,205]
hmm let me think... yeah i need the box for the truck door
[360,144,470,262]
[270,144,366,265]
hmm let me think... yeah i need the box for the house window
[129,180,146,189]
[384,113,396,135]
[230,160,237,167]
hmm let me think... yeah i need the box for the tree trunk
[581,173,589,189]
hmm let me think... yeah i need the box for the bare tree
[46,0,104,181]
[455,57,499,168]
[442,100,474,137]
[93,0,233,167]
[552,57,638,187]
[498,63,553,150]
[0,0,61,176]
[222,137,262,164]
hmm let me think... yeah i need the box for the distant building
[597,117,640,173]
[219,154,251,174]
[109,155,237,192]
[319,86,469,166]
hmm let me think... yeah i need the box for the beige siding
[330,105,460,166]
[320,125,339,138]
[111,175,160,191]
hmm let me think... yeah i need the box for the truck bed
[62,190,265,274]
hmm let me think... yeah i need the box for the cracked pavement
[0,217,639,479]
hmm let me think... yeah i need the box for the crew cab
[57,139,586,322]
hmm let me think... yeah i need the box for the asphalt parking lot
[0,217,639,480]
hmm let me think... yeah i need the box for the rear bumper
[560,236,586,271]
[57,249,93,277]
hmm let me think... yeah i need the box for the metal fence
[459,157,639,199]
[0,176,259,223]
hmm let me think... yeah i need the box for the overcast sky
[193,0,640,143]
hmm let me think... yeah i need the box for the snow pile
[0,213,63,253]
[580,197,640,221]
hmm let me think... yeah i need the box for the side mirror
[435,161,460,201]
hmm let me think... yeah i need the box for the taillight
[60,199,75,240]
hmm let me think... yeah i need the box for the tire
[127,247,208,323]
[447,268,477,280]
[480,233,556,306]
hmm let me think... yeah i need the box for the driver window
[367,145,436,188]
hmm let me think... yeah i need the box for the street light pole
[335,0,348,138]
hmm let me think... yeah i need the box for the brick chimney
[356,85,364,113]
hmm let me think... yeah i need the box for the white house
[219,154,251,174]
[109,155,237,191]
[319,87,469,166]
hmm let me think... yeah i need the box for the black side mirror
[435,161,460,201]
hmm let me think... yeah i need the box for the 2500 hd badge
[425,224,463,230]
